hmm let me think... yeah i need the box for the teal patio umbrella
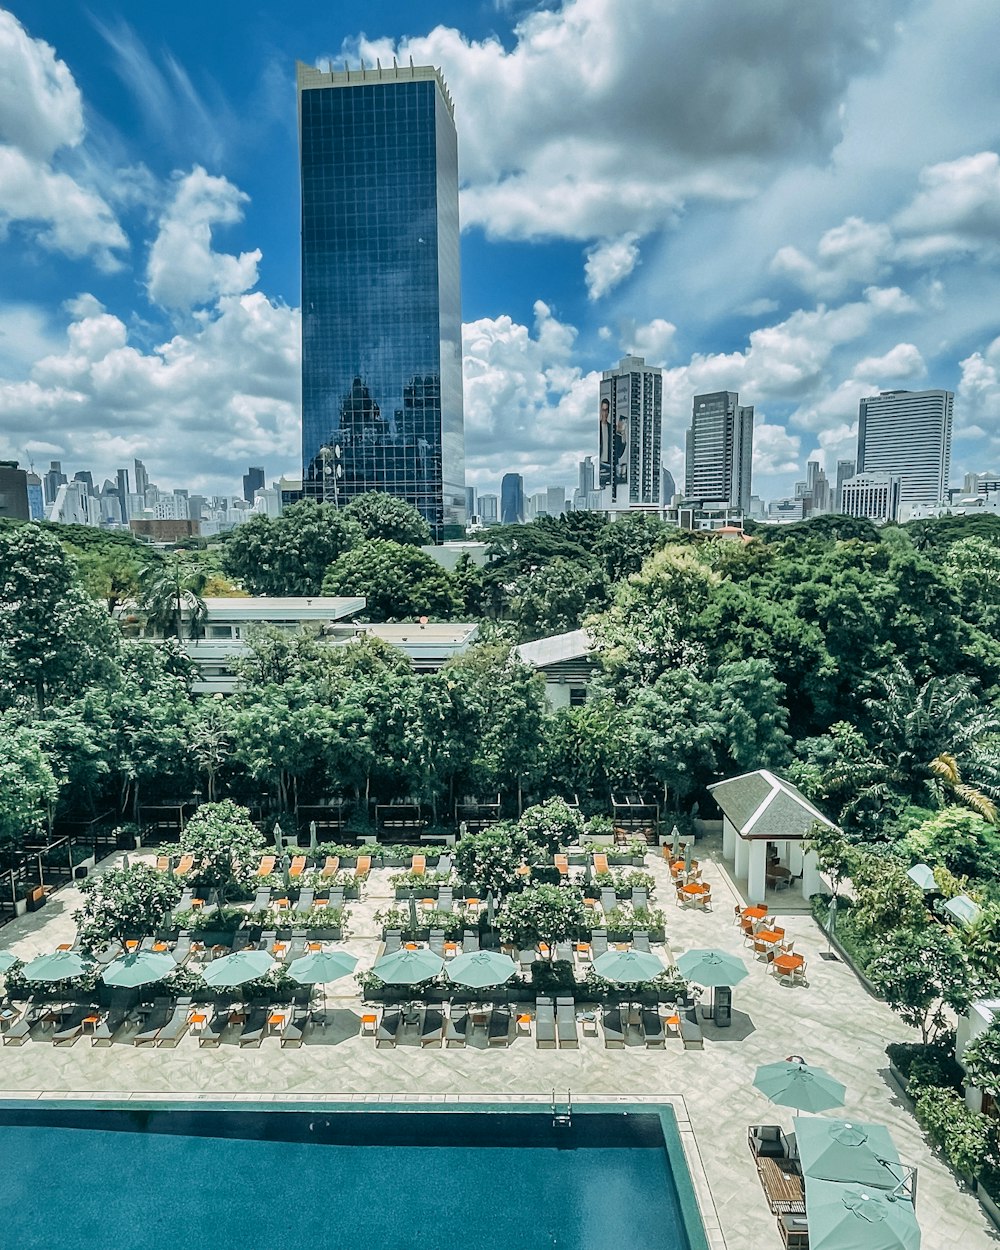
[676,948,748,987]
[796,1118,905,1190]
[753,1061,846,1113]
[102,951,175,988]
[0,951,18,973]
[288,949,358,986]
[805,1179,920,1250]
[905,863,935,892]
[593,948,664,984]
[373,947,443,985]
[23,950,90,981]
[201,949,275,988]
[446,950,517,990]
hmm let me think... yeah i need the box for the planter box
[195,929,241,947]
[303,926,342,941]
[976,1181,1000,1232]
[395,886,439,900]
[26,887,46,913]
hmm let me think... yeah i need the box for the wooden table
[681,883,710,898]
[268,1012,287,1034]
[756,928,784,945]
[757,1157,805,1214]
[773,953,805,976]
[743,905,768,920]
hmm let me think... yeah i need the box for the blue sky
[1,0,1000,503]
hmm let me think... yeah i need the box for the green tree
[508,556,609,639]
[190,694,238,802]
[179,800,264,897]
[73,545,146,616]
[707,658,791,773]
[0,720,58,861]
[343,492,431,545]
[454,824,536,897]
[138,555,208,640]
[0,524,121,710]
[868,927,972,1043]
[542,698,634,805]
[73,863,181,954]
[499,883,587,956]
[902,806,1000,880]
[322,539,461,620]
[961,1022,1000,1101]
[222,500,359,595]
[595,511,666,581]
[518,798,584,855]
[625,669,718,808]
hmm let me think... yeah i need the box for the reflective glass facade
[298,64,465,539]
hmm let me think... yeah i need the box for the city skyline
[1,3,1000,504]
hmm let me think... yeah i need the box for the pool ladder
[551,1088,572,1128]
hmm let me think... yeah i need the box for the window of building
[569,687,587,707]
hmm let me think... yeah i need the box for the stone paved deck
[0,837,994,1249]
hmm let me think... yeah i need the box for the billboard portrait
[599,381,613,487]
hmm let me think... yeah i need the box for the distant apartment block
[600,356,662,505]
[857,390,952,508]
[841,473,901,524]
[685,391,753,511]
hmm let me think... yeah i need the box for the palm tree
[138,556,208,640]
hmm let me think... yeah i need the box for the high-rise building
[0,461,30,521]
[298,61,465,540]
[243,466,265,504]
[115,468,130,525]
[501,473,524,525]
[25,472,44,520]
[546,486,566,516]
[841,473,901,524]
[599,356,662,505]
[685,391,754,511]
[961,471,1000,496]
[835,459,856,512]
[73,470,95,494]
[579,456,596,497]
[661,466,677,503]
[477,493,498,523]
[133,459,149,501]
[464,485,476,520]
[44,460,66,506]
[857,389,952,508]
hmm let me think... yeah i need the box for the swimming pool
[0,1099,709,1250]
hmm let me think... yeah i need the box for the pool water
[0,1104,705,1250]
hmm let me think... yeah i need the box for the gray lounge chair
[555,941,573,963]
[94,943,120,967]
[295,889,314,914]
[172,932,192,964]
[259,929,277,952]
[600,888,617,914]
[535,996,556,1049]
[376,1009,401,1048]
[518,948,536,974]
[328,887,345,909]
[2,1003,46,1046]
[642,1008,665,1047]
[602,1006,625,1048]
[91,1003,130,1046]
[133,998,172,1046]
[281,1004,311,1048]
[556,997,578,1049]
[156,996,193,1047]
[175,889,194,914]
[383,929,402,956]
[463,928,479,952]
[420,1007,445,1047]
[488,1006,511,1046]
[286,929,307,962]
[429,929,446,958]
[239,1006,268,1047]
[252,887,271,912]
[437,888,453,913]
[52,1005,92,1046]
[198,1004,231,1047]
[632,887,649,911]
[445,1005,468,1047]
[680,1008,704,1050]
[437,854,452,874]
[633,931,651,952]
[591,929,608,958]
[232,928,250,952]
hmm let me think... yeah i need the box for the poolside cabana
[708,769,836,904]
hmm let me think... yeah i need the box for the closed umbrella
[671,825,681,858]
[272,821,284,854]
[905,863,935,892]
[446,950,517,990]
[593,948,664,984]
[805,1179,920,1250]
[676,948,748,987]
[684,840,693,872]
[753,1061,846,1113]
[308,821,319,854]
[0,951,18,973]
[201,949,275,988]
[23,951,89,981]
[102,951,175,988]
[373,947,443,985]
[408,892,419,932]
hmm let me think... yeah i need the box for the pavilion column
[747,839,768,906]
[734,833,750,888]
[801,848,823,899]
[722,816,736,860]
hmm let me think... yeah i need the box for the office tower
[0,461,30,521]
[73,470,95,493]
[546,486,566,516]
[133,459,149,501]
[43,460,66,506]
[25,472,44,520]
[115,468,130,524]
[599,355,662,505]
[242,466,265,504]
[579,456,596,497]
[298,61,465,540]
[857,390,952,508]
[685,391,754,511]
[962,471,1000,496]
[501,473,524,524]
[465,485,476,519]
[841,473,901,524]
[478,493,498,523]
[835,459,856,512]
[661,466,676,502]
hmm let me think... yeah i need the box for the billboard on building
[599,380,613,488]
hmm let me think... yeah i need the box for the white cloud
[958,337,1000,443]
[753,422,801,474]
[585,233,640,300]
[147,167,261,311]
[852,342,926,380]
[627,318,676,366]
[894,151,1000,261]
[0,10,126,268]
[771,216,893,297]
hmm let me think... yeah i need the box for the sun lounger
[376,1009,401,1048]
[680,1008,704,1050]
[602,1006,625,1048]
[600,888,617,914]
[463,927,479,952]
[355,855,371,879]
[437,887,453,912]
[593,853,609,875]
[641,1008,665,1047]
[289,855,307,878]
[236,1006,267,1047]
[320,855,340,879]
[198,1004,231,1047]
[420,1007,445,1047]
[632,887,649,911]
[519,948,536,974]
[286,930,307,962]
[252,887,271,912]
[411,855,425,876]
[259,929,277,952]
[172,931,192,964]
[488,1006,512,1046]
[2,1003,45,1046]
[281,1004,311,1048]
[554,853,569,877]
[535,996,556,1049]
[90,1002,130,1046]
[256,855,276,878]
[430,929,446,958]
[174,854,194,877]
[156,996,193,1047]
[133,999,172,1046]
[52,1005,92,1046]
[444,1005,468,1047]
[633,931,651,952]
[556,997,578,1049]
[555,941,573,963]
[328,887,345,909]
[437,854,452,874]
[383,929,402,956]
[175,889,194,913]
[295,888,314,913]
[156,855,170,872]
[591,929,608,958]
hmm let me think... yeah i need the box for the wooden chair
[554,853,569,877]
[174,854,194,877]
[256,855,276,878]
[355,855,371,879]
[320,855,339,879]
[289,855,306,878]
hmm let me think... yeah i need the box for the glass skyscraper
[297,62,465,539]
